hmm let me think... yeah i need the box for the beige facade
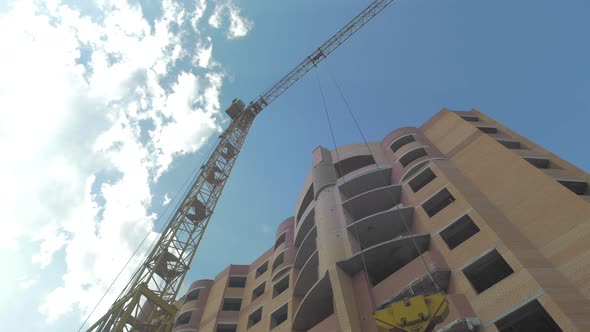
[172,109,590,332]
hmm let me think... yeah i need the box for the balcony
[294,225,317,269]
[293,250,319,297]
[337,165,392,200]
[292,274,334,331]
[294,203,315,247]
[347,206,414,250]
[342,185,401,223]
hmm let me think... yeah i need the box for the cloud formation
[0,0,252,326]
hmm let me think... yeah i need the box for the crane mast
[87,1,394,331]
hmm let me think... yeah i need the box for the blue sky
[0,0,589,331]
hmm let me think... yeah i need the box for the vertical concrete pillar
[312,146,362,332]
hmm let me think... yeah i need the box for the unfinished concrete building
[170,109,590,332]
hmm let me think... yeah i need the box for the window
[255,261,268,278]
[461,115,479,122]
[477,126,498,134]
[270,304,289,330]
[273,275,289,298]
[248,307,263,328]
[222,298,242,311]
[274,233,286,249]
[463,250,514,294]
[334,155,376,178]
[296,185,314,222]
[390,135,416,153]
[252,282,265,301]
[525,157,550,169]
[272,252,285,271]
[440,215,480,250]
[175,311,191,326]
[228,276,246,288]
[399,148,427,167]
[408,168,436,193]
[423,188,455,217]
[558,180,587,195]
[497,140,521,149]
[185,288,200,302]
[216,323,238,332]
[495,300,561,332]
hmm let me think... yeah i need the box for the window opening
[185,288,200,302]
[524,157,550,169]
[440,215,480,250]
[255,261,268,278]
[334,155,376,178]
[423,188,455,217]
[222,298,242,311]
[400,148,427,167]
[216,323,238,332]
[558,180,587,195]
[274,233,286,249]
[497,140,521,149]
[175,311,191,326]
[390,135,416,153]
[461,115,479,122]
[409,168,436,193]
[270,304,289,330]
[495,300,561,332]
[272,252,285,271]
[228,276,246,288]
[477,126,498,134]
[252,282,265,301]
[463,250,514,293]
[248,307,263,328]
[273,275,289,298]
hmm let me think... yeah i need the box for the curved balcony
[337,234,430,285]
[347,206,414,250]
[293,250,319,297]
[337,165,392,200]
[295,202,315,247]
[294,225,317,269]
[292,273,334,331]
[342,184,401,222]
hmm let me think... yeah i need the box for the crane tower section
[87,0,394,331]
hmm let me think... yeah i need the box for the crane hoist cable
[86,1,397,331]
[317,62,449,332]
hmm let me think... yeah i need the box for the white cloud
[209,0,253,39]
[163,194,171,206]
[0,0,253,326]
[18,275,39,290]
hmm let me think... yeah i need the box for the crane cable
[316,61,442,304]
[76,135,221,332]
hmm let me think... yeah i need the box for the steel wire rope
[314,67,378,311]
[77,133,222,332]
[321,61,442,295]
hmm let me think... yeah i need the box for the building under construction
[169,109,590,332]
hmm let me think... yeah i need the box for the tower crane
[87,1,446,331]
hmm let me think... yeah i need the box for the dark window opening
[185,288,200,302]
[255,261,268,278]
[496,300,561,332]
[274,233,286,249]
[423,188,455,217]
[174,311,191,326]
[222,298,242,311]
[272,252,285,271]
[248,307,263,328]
[524,157,550,169]
[400,148,428,167]
[273,275,289,298]
[440,215,480,250]
[498,140,521,149]
[334,155,376,178]
[216,323,238,332]
[461,115,479,122]
[390,135,416,153]
[228,276,246,288]
[409,168,436,193]
[296,185,314,222]
[478,126,498,134]
[463,250,514,294]
[252,282,265,301]
[270,304,289,330]
[558,180,587,195]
